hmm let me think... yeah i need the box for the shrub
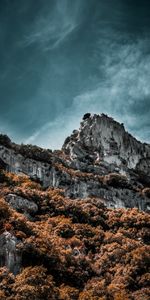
[14,144,52,163]
[0,198,11,220]
[142,188,150,198]
[9,266,58,300]
[0,134,11,148]
[104,173,128,187]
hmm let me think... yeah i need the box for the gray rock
[0,231,22,275]
[62,114,150,173]
[6,194,38,216]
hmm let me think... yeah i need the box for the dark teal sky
[0,0,150,149]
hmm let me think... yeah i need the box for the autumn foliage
[0,170,149,299]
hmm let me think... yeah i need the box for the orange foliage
[0,171,149,299]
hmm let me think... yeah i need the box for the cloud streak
[23,0,83,50]
[70,37,150,142]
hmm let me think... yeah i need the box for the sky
[0,0,150,149]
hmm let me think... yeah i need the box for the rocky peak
[0,113,150,212]
[63,113,150,172]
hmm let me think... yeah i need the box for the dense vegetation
[0,169,149,299]
[0,134,52,162]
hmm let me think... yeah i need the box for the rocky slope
[0,113,150,300]
[0,113,150,211]
[0,171,149,300]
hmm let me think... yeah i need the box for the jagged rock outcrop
[0,113,150,211]
[63,113,150,172]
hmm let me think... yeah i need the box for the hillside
[0,114,150,300]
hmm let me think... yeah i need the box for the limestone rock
[63,114,150,173]
[0,231,21,275]
[5,194,38,217]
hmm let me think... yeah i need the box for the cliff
[63,113,150,171]
[0,113,150,211]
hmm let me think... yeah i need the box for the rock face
[0,231,21,275]
[0,144,52,186]
[0,113,150,211]
[63,113,150,172]
[5,194,38,218]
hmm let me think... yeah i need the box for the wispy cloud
[70,37,150,143]
[23,0,82,50]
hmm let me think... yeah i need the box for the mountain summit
[63,113,150,172]
[0,113,150,211]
